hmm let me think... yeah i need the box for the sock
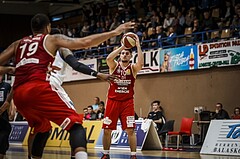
[131,152,136,156]
[103,150,110,154]
[75,151,87,159]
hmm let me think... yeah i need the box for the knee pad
[31,130,51,157]
[69,124,87,150]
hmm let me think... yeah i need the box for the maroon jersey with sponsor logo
[107,62,135,101]
[14,34,54,88]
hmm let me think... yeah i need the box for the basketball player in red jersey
[0,14,134,159]
[101,33,144,159]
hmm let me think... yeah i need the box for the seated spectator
[147,100,166,131]
[231,107,240,119]
[86,105,97,120]
[96,101,105,120]
[162,27,177,47]
[83,108,89,120]
[92,97,100,112]
[212,103,230,119]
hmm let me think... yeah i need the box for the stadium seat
[158,120,175,147]
[221,29,231,39]
[166,117,194,150]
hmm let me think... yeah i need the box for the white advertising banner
[200,120,240,156]
[198,39,240,69]
[64,58,97,82]
[132,49,160,75]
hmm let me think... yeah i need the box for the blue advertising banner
[9,122,29,144]
[95,120,148,150]
[159,45,198,72]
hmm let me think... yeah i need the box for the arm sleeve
[64,54,98,77]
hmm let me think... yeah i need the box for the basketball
[121,32,136,49]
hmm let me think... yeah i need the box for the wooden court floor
[6,145,240,159]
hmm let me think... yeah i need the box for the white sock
[131,152,136,156]
[75,151,88,159]
[103,150,110,154]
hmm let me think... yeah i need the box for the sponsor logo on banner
[9,122,29,144]
[22,121,103,148]
[198,39,240,69]
[96,120,147,150]
[159,46,198,72]
[97,58,109,74]
[60,121,103,148]
[64,59,97,82]
[111,126,123,144]
[201,120,240,156]
[132,49,160,74]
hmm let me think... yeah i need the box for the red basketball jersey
[107,62,135,101]
[14,34,54,88]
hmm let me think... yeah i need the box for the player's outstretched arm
[59,48,115,81]
[48,22,135,54]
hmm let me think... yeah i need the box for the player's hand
[96,73,118,82]
[7,66,15,75]
[133,34,140,48]
[113,21,135,36]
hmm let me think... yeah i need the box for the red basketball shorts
[102,98,135,130]
[13,80,82,133]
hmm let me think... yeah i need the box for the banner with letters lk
[132,49,160,74]
[198,39,240,69]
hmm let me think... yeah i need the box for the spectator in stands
[162,26,177,46]
[148,27,158,48]
[109,17,121,45]
[96,101,105,120]
[81,21,90,37]
[89,19,96,35]
[86,105,97,120]
[133,25,143,42]
[83,108,89,120]
[172,18,184,35]
[147,100,166,132]
[163,13,174,30]
[231,7,240,37]
[192,19,206,43]
[212,103,230,119]
[168,1,177,15]
[156,26,166,41]
[185,8,196,28]
[202,10,218,31]
[221,0,234,23]
[231,107,240,119]
[92,97,100,112]
[177,11,185,27]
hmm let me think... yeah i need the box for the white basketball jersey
[50,51,67,86]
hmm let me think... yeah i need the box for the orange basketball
[121,32,136,49]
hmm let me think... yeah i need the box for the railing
[73,26,240,59]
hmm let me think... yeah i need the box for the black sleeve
[64,54,98,77]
